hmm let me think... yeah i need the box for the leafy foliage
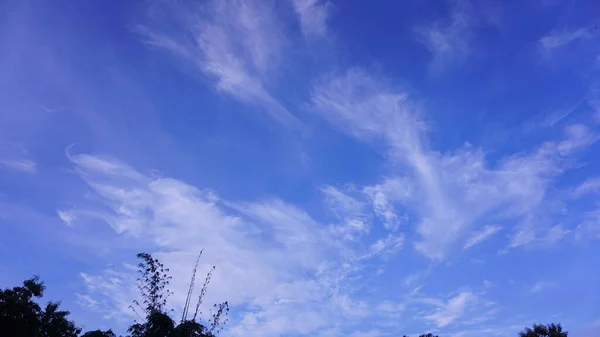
[81,330,117,337]
[2,253,569,337]
[127,252,229,337]
[519,323,568,337]
[0,276,81,337]
[133,253,173,316]
[0,252,229,337]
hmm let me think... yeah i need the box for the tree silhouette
[81,330,117,337]
[127,252,229,337]
[519,323,568,337]
[0,276,81,337]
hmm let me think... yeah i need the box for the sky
[1,0,600,336]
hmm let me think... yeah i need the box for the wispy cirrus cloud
[508,225,570,249]
[363,233,405,259]
[424,292,478,328]
[415,0,503,72]
[66,153,407,336]
[463,225,502,249]
[0,158,36,173]
[572,177,600,198]
[309,67,598,260]
[57,210,77,226]
[539,25,598,51]
[321,185,371,240]
[415,2,472,72]
[137,0,297,125]
[363,178,412,231]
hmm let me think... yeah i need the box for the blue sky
[1,0,600,336]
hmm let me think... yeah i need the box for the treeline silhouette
[0,252,568,337]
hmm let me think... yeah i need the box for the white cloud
[310,68,596,260]
[57,210,77,226]
[541,225,570,245]
[574,207,600,241]
[363,234,405,259]
[555,124,598,155]
[424,292,478,328]
[321,185,370,238]
[349,330,385,337]
[572,177,600,198]
[509,225,570,248]
[414,0,504,72]
[543,98,584,127]
[403,269,431,288]
[463,225,502,249]
[137,0,297,125]
[509,229,536,248]
[593,100,600,124]
[292,0,330,37]
[415,1,472,72]
[0,159,36,173]
[530,281,555,293]
[363,178,411,231]
[66,153,407,336]
[539,27,593,51]
[78,268,139,321]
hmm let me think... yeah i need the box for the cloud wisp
[415,3,472,72]
[137,0,297,125]
[0,159,36,173]
[539,25,599,52]
[309,68,598,259]
[292,0,331,37]
[463,225,502,249]
[424,292,478,328]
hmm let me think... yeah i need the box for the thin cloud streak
[539,25,598,51]
[0,159,36,173]
[463,225,502,249]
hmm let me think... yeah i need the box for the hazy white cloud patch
[292,0,330,37]
[530,281,555,293]
[0,159,36,173]
[483,280,494,289]
[137,0,297,124]
[414,0,504,72]
[78,268,139,322]
[574,206,600,241]
[403,269,432,288]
